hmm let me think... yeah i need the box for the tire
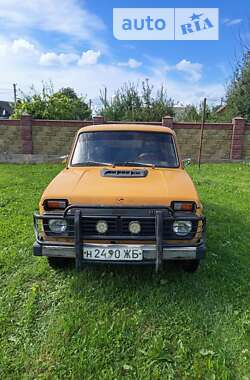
[182,259,200,273]
[47,257,73,269]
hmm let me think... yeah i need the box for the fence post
[20,113,33,154]
[230,117,246,160]
[92,115,105,124]
[162,115,173,129]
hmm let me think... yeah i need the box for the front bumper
[33,205,206,272]
[33,242,205,261]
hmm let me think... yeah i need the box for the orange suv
[33,124,206,272]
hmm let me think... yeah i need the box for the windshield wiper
[113,161,155,168]
[73,161,113,167]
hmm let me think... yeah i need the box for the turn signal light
[171,201,195,212]
[44,199,68,211]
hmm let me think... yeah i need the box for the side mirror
[61,155,69,164]
[182,158,191,168]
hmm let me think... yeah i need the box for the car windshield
[71,131,179,168]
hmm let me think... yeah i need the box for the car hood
[40,166,199,209]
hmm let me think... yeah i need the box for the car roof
[78,123,175,135]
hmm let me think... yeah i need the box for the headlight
[48,219,67,234]
[173,220,192,236]
[129,221,141,234]
[96,220,108,234]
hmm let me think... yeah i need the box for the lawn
[0,163,249,379]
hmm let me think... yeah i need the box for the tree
[174,102,235,123]
[12,84,92,120]
[226,51,250,121]
[174,105,201,122]
[59,87,78,100]
[100,79,174,121]
[176,49,250,123]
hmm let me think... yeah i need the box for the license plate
[83,245,143,261]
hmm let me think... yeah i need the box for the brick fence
[0,115,249,163]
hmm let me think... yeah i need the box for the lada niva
[33,124,206,273]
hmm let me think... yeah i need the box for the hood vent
[101,168,148,178]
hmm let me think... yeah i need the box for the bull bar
[33,205,206,273]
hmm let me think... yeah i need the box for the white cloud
[223,18,242,26]
[146,57,202,82]
[78,50,101,65]
[145,57,171,76]
[118,58,142,69]
[0,37,224,106]
[11,38,37,55]
[0,38,39,61]
[0,0,106,48]
[0,38,100,68]
[175,59,203,82]
[40,52,78,66]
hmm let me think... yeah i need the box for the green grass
[0,163,250,380]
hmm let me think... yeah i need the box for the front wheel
[182,259,200,273]
[47,257,73,269]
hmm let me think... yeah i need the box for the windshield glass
[71,131,179,168]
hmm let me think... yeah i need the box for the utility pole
[104,86,107,109]
[13,83,17,105]
[198,98,207,169]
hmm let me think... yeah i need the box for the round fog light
[48,219,67,234]
[173,220,192,236]
[96,220,108,234]
[129,221,141,234]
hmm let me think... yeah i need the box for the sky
[0,0,249,107]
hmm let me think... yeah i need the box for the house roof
[215,104,228,114]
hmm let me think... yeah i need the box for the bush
[100,79,174,121]
[12,84,92,120]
